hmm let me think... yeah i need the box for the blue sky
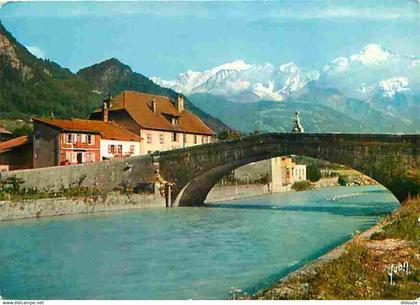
[0,1,419,78]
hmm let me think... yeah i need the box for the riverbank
[0,182,380,221]
[251,196,419,300]
[0,192,165,221]
[206,184,269,203]
[0,183,271,221]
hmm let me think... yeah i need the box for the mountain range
[153,44,420,132]
[1,20,418,135]
[0,22,231,134]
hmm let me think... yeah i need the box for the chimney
[102,102,109,122]
[151,99,157,114]
[176,94,184,112]
[102,92,113,122]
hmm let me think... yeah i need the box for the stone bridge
[2,133,419,206]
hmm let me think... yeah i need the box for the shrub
[306,165,322,182]
[292,180,312,191]
[338,175,350,186]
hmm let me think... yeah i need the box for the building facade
[90,91,215,155]
[32,118,141,168]
[233,156,307,192]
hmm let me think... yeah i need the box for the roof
[0,125,12,135]
[92,91,214,135]
[0,136,31,153]
[33,118,141,142]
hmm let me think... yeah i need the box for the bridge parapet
[1,133,418,206]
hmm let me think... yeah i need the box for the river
[0,185,398,300]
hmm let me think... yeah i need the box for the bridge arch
[155,133,419,206]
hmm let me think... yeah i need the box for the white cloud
[26,46,46,59]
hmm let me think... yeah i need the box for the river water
[0,185,398,300]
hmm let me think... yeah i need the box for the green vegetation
[0,177,102,201]
[371,197,420,242]
[0,119,33,136]
[338,175,351,186]
[306,165,322,182]
[387,169,420,202]
[217,129,242,140]
[292,180,312,191]
[188,92,420,133]
[307,242,419,300]
[189,93,368,133]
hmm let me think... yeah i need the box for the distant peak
[216,59,251,71]
[100,57,125,66]
[350,43,392,65]
[279,62,300,74]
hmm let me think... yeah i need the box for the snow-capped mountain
[319,44,420,100]
[152,44,420,115]
[151,59,251,96]
[152,60,319,102]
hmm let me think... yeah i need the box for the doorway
[77,152,83,164]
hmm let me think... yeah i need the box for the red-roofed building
[32,118,141,168]
[90,91,215,154]
[0,135,33,171]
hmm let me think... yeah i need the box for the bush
[292,180,312,191]
[306,165,322,182]
[338,175,350,186]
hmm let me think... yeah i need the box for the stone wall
[0,154,156,193]
[0,192,165,221]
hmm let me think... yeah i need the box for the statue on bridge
[292,110,304,133]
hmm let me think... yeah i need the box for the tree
[306,164,322,182]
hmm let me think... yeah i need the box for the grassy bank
[254,197,420,300]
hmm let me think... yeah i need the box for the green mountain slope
[0,23,99,119]
[299,84,420,132]
[0,22,231,134]
[189,93,369,133]
[77,58,232,133]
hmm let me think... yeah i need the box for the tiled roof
[33,118,141,142]
[0,135,31,153]
[93,91,214,135]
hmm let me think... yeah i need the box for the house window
[171,117,179,126]
[147,133,152,144]
[109,145,115,154]
[87,135,94,145]
[130,145,135,154]
[172,132,178,142]
[65,133,72,144]
[117,145,122,154]
[159,134,164,144]
[72,134,77,144]
[194,135,197,144]
[76,134,82,143]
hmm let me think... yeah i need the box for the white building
[100,139,141,160]
[90,91,215,155]
[234,156,307,192]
